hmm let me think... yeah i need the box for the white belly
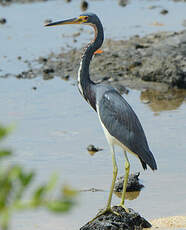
[96,104,138,157]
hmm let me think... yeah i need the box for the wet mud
[3,30,186,93]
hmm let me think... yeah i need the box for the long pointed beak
[45,17,79,27]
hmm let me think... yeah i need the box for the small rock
[81,0,88,11]
[43,68,54,74]
[114,172,144,193]
[0,18,6,24]
[61,75,70,80]
[118,0,128,7]
[38,57,48,63]
[80,206,151,230]
[87,144,103,154]
[32,86,37,90]
[160,9,168,15]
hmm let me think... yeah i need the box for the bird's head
[45,13,100,27]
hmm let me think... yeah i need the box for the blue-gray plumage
[97,86,157,170]
[46,12,157,219]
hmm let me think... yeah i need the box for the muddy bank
[1,30,186,94]
[4,30,186,90]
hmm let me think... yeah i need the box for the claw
[88,207,120,223]
[116,204,129,213]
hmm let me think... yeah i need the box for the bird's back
[96,85,157,171]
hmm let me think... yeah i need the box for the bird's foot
[88,207,120,223]
[115,203,129,213]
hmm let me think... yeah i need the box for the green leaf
[47,200,73,213]
[62,185,78,198]
[0,126,8,139]
[33,185,47,204]
[19,171,34,187]
[1,209,10,230]
[0,150,12,159]
[46,174,58,192]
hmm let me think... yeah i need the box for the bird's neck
[78,22,104,110]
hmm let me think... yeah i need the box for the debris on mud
[114,172,144,193]
[80,206,151,230]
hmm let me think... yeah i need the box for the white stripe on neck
[77,58,84,96]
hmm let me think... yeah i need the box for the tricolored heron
[45,13,157,217]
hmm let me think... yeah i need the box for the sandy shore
[148,216,186,229]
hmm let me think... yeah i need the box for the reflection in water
[140,89,186,112]
[114,191,141,201]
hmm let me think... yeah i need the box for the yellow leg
[89,145,119,223]
[106,145,118,209]
[120,150,130,207]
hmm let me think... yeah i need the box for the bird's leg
[119,150,130,210]
[105,145,118,210]
[89,146,119,223]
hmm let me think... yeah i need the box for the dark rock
[118,0,129,7]
[160,9,168,15]
[80,206,151,230]
[43,68,54,74]
[81,0,88,11]
[114,173,144,193]
[0,18,6,24]
[87,144,103,153]
[61,75,70,80]
[38,57,48,63]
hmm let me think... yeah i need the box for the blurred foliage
[0,125,77,230]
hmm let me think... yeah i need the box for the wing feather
[97,89,157,170]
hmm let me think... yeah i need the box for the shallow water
[1,0,186,229]
[1,0,186,74]
[0,77,186,229]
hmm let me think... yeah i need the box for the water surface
[1,0,186,229]
[0,77,186,229]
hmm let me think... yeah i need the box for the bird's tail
[140,149,157,171]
